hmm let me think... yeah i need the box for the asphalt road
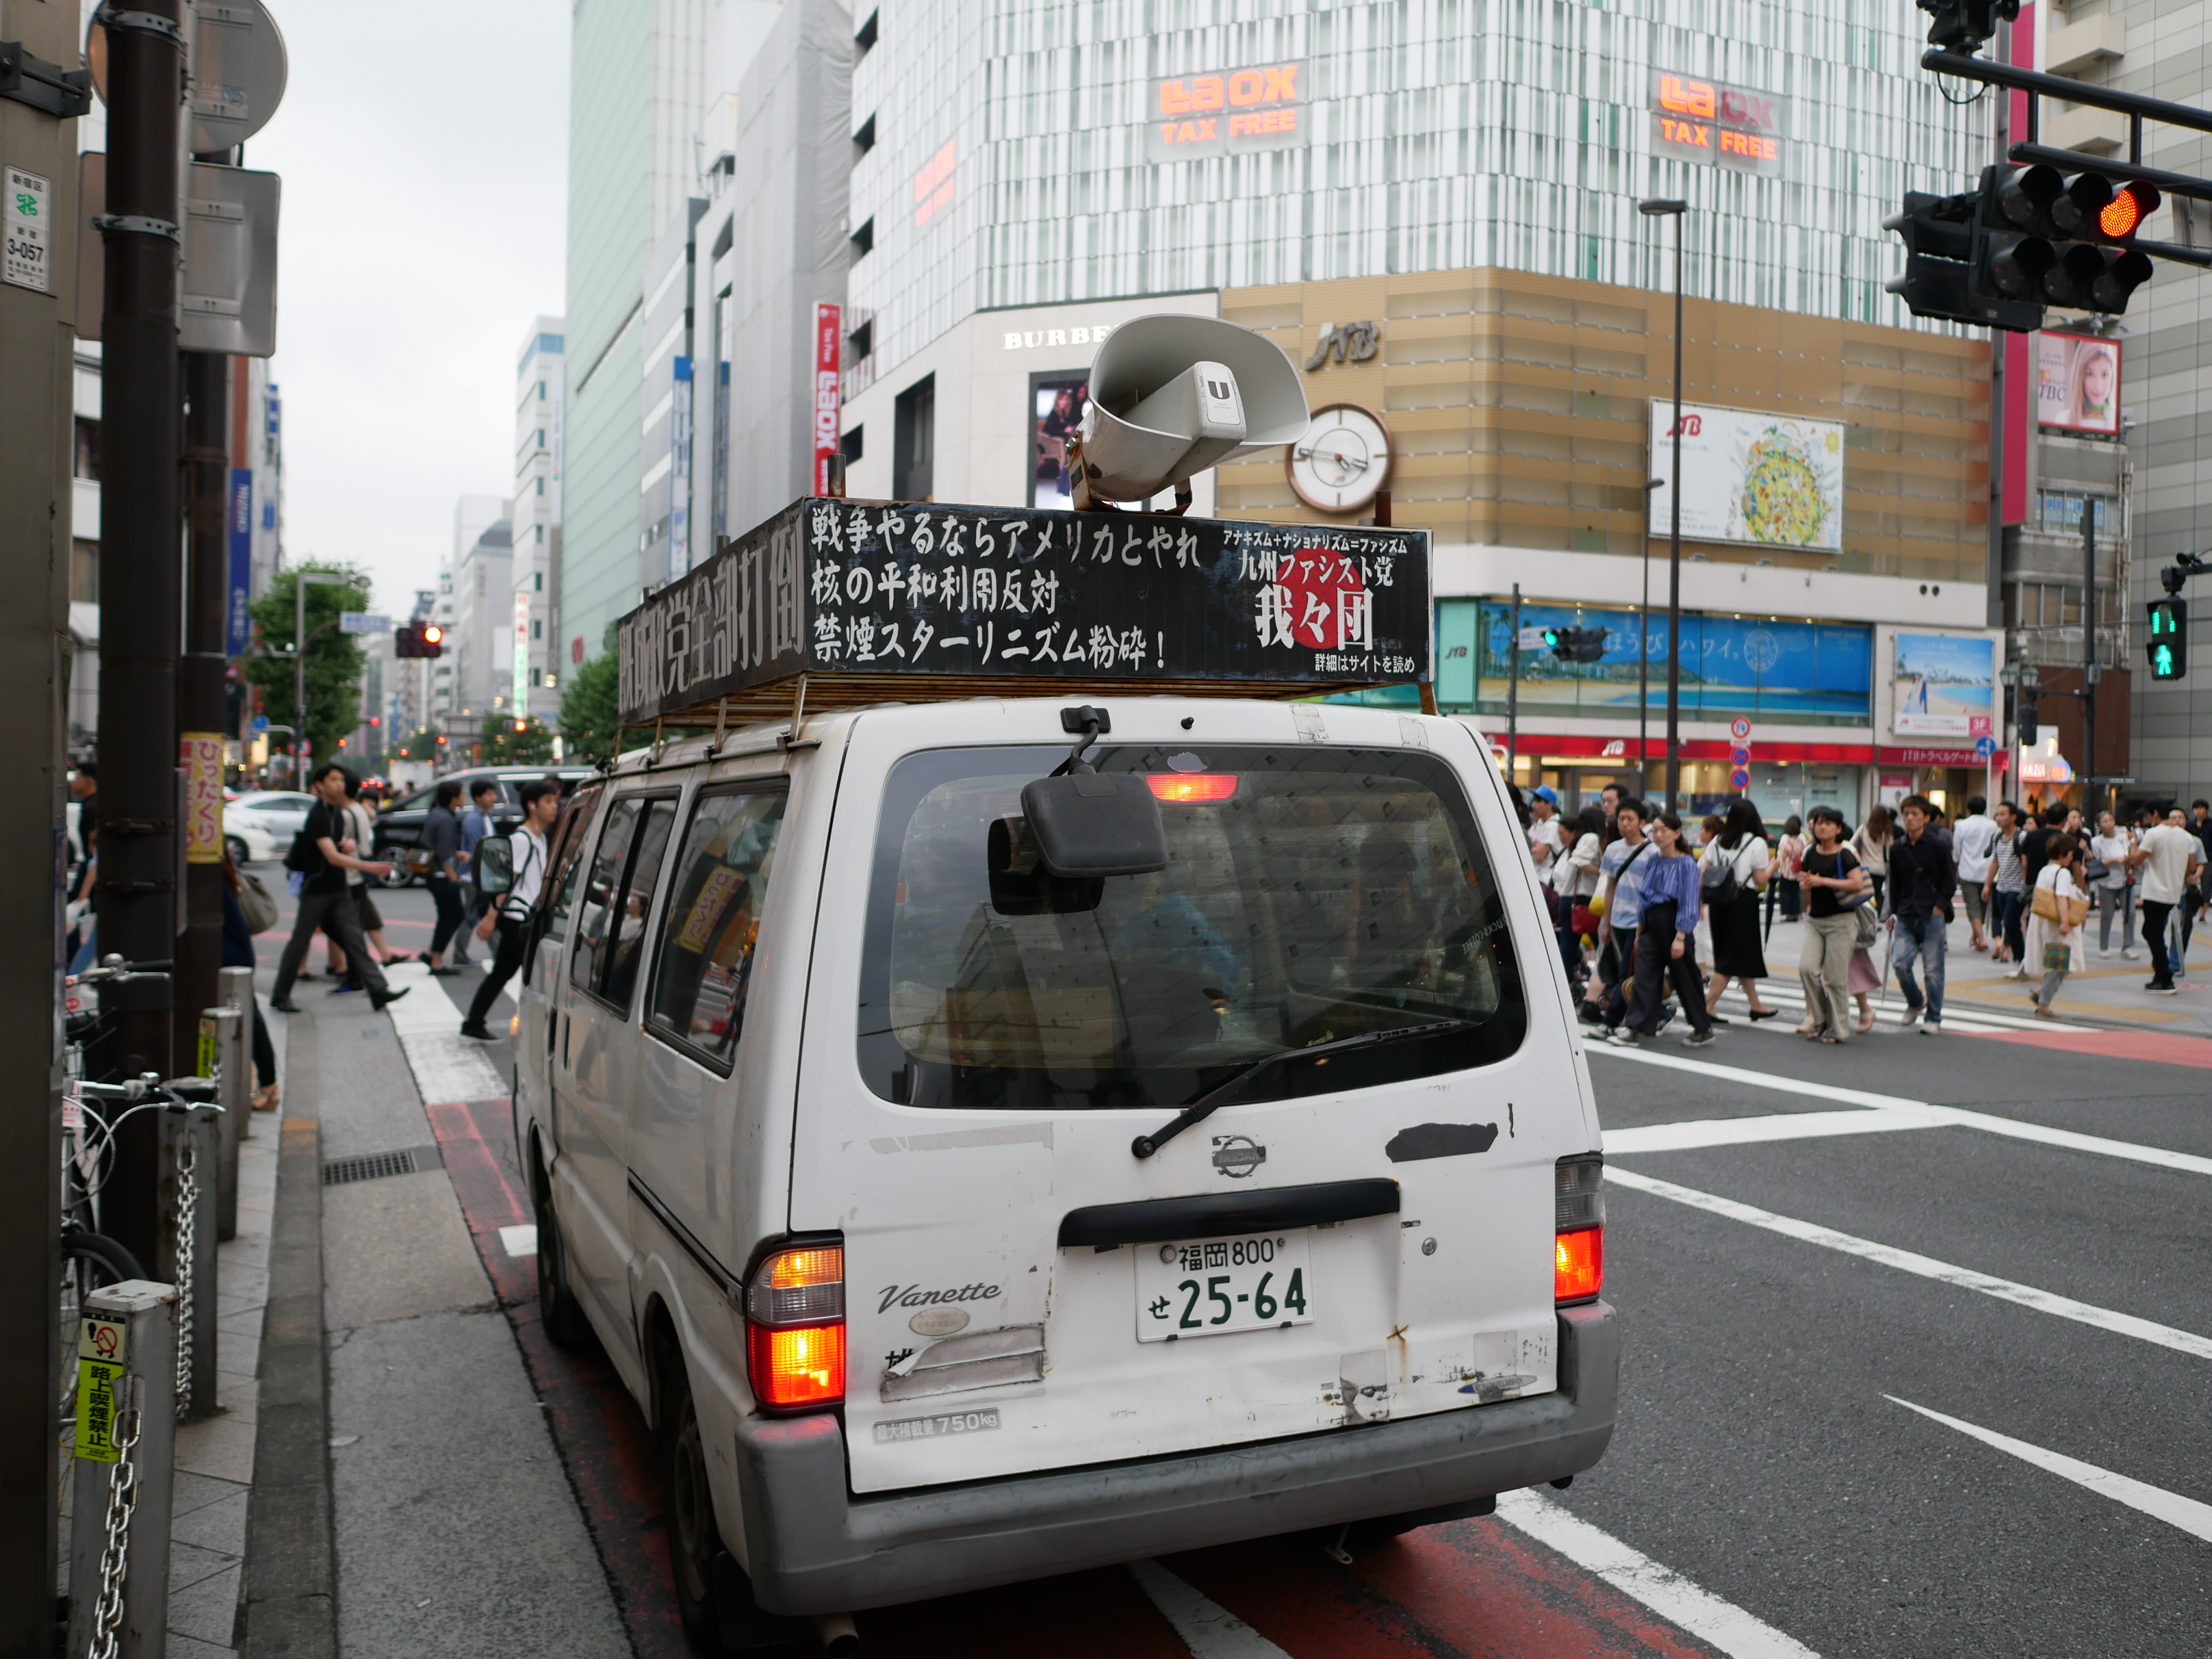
[299,873,2212,1657]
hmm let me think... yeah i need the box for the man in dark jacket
[421,778,467,975]
[1887,793,1957,1035]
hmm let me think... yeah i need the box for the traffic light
[1888,164,2159,333]
[1917,0,2020,53]
[2018,697,2038,748]
[1542,625,1608,665]
[2148,598,2187,680]
[395,623,446,658]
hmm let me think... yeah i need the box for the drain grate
[322,1144,441,1186]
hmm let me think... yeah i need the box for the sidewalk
[206,960,630,1657]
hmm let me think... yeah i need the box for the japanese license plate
[1136,1231,1313,1341]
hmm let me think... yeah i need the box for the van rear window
[856,745,1527,1111]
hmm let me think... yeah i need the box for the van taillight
[744,1242,845,1412]
[1554,1155,1605,1305]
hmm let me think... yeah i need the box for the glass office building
[849,0,1987,385]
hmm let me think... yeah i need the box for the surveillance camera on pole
[1066,316,1309,510]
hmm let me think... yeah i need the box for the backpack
[282,827,322,875]
[1700,841,1745,906]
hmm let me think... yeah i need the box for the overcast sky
[248,1,569,613]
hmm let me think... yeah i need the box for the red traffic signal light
[2097,180,2159,241]
[395,623,447,658]
[422,623,444,646]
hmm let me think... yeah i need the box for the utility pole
[1638,196,1689,810]
[181,350,231,1074]
[0,0,88,1643]
[94,0,186,1268]
[1506,583,1521,780]
[2082,500,2100,815]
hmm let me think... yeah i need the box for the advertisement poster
[1648,402,1844,552]
[1473,602,1872,726]
[1891,633,1994,740]
[1029,374,1090,509]
[2035,331,2120,436]
[812,302,842,493]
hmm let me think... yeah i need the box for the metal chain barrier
[173,1142,197,1419]
[87,1375,144,1659]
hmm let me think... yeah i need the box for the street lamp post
[1638,196,1688,810]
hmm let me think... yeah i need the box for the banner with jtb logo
[616,498,1432,725]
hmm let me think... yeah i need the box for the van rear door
[790,702,1585,1495]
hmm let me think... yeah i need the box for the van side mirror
[1018,704,1168,879]
[474,836,514,896]
[1018,773,1168,878]
[988,818,1104,915]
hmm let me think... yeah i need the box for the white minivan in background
[508,691,1617,1645]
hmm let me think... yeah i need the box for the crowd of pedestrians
[1517,781,2212,1040]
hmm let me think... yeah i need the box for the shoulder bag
[237,869,280,934]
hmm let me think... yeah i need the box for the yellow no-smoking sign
[74,1315,129,1462]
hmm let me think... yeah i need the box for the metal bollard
[157,1107,221,1422]
[68,1281,179,1659]
[200,1005,244,1242]
[218,965,256,1132]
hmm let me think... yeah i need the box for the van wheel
[535,1180,591,1348]
[662,1362,725,1646]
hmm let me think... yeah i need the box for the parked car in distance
[372,767,595,885]
[224,790,318,866]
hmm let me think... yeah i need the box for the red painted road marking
[1164,1521,1725,1658]
[425,1096,1740,1659]
[1970,1028,2212,1070]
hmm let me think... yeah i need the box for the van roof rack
[615,496,1435,730]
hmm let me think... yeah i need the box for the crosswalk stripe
[1713,982,2086,1034]
[1608,1168,2212,1361]
[1606,1108,1938,1155]
[1494,1490,1823,1658]
[1887,1397,2212,1543]
[1128,1559,1291,1657]
[1593,1046,2212,1179]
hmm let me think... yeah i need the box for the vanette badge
[1211,1135,1267,1179]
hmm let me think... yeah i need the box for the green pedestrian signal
[2148,598,2187,680]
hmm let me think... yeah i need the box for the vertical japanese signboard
[227,470,254,656]
[814,303,842,496]
[181,733,225,863]
[3,166,52,292]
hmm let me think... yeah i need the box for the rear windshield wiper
[1130,1018,1476,1159]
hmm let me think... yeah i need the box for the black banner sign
[616,497,1432,725]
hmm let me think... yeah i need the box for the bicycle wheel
[59,1231,146,1423]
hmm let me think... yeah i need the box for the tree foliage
[560,651,621,763]
[479,712,558,767]
[243,565,372,764]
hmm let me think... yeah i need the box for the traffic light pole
[1664,218,1685,812]
[1506,584,1520,780]
[2083,504,2101,816]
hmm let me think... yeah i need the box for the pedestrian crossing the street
[1708,979,2094,1036]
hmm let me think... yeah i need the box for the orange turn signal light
[746,1322,846,1410]
[1555,1228,1604,1304]
[1146,773,1239,803]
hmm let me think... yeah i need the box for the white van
[509,691,1617,1643]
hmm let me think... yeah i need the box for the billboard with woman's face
[1029,374,1090,509]
[2036,332,2120,436]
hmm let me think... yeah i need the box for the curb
[240,1007,339,1657]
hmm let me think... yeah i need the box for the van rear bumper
[734,1300,1617,1615]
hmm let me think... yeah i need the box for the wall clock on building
[1286,402,1393,515]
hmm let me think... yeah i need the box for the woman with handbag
[2087,810,2135,960]
[2024,832,2088,1020]
[1701,799,1777,1022]
[1796,805,1868,1044]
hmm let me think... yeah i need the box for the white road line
[1495,1489,1821,1658]
[1606,1108,1938,1155]
[1593,1046,2212,1179]
[1887,1397,2212,1543]
[384,964,507,1105]
[1607,1168,2212,1362]
[1127,1559,1290,1657]
[1716,982,2089,1033]
[498,1224,539,1259]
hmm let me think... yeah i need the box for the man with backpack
[1886,793,1956,1034]
[459,778,561,1042]
[270,764,411,1014]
